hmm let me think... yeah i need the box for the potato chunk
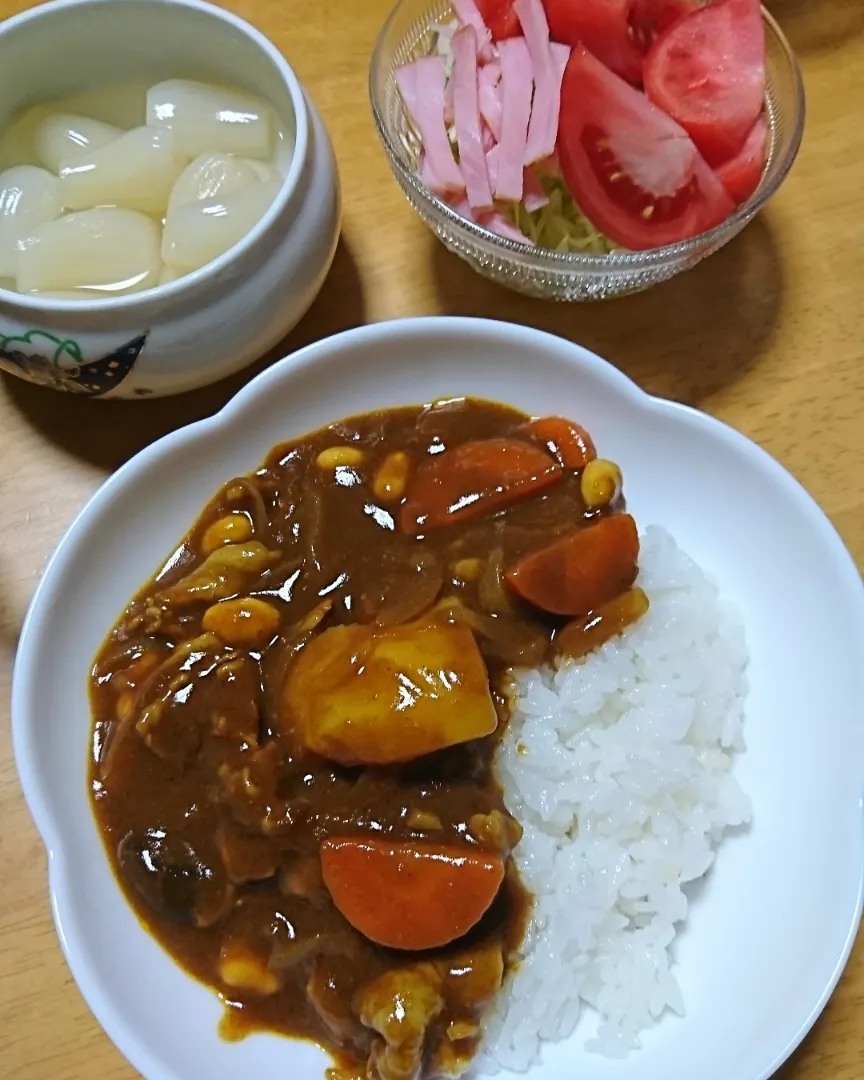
[281,621,497,764]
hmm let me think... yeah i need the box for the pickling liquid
[0,78,296,298]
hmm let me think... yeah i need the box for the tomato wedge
[715,112,767,204]
[476,0,522,39]
[629,0,701,50]
[505,513,640,616]
[543,0,699,83]
[643,0,766,167]
[399,438,561,534]
[320,838,505,950]
[557,46,734,250]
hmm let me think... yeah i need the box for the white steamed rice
[477,525,752,1071]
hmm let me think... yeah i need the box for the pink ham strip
[523,167,548,211]
[496,37,533,201]
[480,59,502,84]
[487,212,534,243]
[451,25,493,211]
[551,41,571,80]
[444,74,455,124]
[396,57,465,195]
[515,0,569,165]
[419,151,437,189]
[451,0,495,60]
[450,195,535,246]
[488,149,548,212]
[482,122,496,152]
[478,65,503,142]
[486,144,499,188]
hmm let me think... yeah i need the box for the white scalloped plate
[12,317,864,1080]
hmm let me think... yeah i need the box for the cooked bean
[219,943,280,994]
[202,597,280,646]
[451,558,483,581]
[406,809,443,831]
[580,458,623,510]
[316,446,365,469]
[372,451,411,502]
[201,513,253,555]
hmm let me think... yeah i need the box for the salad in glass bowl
[370,0,804,299]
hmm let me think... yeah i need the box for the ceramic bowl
[370,1,805,301]
[13,317,864,1080]
[0,0,340,398]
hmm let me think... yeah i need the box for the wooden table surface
[1,0,863,1075]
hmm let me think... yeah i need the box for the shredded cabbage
[503,172,615,254]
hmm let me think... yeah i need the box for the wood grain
[1,0,862,1076]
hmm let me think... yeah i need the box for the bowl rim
[369,3,806,267]
[0,0,310,316]
[11,316,864,1080]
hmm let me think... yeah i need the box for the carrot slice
[524,416,597,470]
[320,838,505,950]
[505,513,639,616]
[555,586,649,659]
[399,438,561,534]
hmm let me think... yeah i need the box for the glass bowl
[370,1,805,301]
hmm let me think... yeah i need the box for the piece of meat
[448,192,534,245]
[279,855,326,902]
[307,959,367,1046]
[485,144,499,188]
[117,829,233,928]
[495,36,533,201]
[452,0,495,58]
[444,71,455,125]
[478,62,503,141]
[486,148,547,213]
[438,942,505,1008]
[396,58,465,195]
[216,822,279,885]
[522,166,548,210]
[451,26,494,211]
[469,809,524,855]
[481,120,496,152]
[357,965,444,1080]
[515,0,569,164]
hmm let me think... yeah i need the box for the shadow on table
[3,236,367,472]
[766,0,864,56]
[430,216,783,407]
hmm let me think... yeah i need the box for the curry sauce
[88,398,639,1080]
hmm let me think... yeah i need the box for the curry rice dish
[88,397,750,1078]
